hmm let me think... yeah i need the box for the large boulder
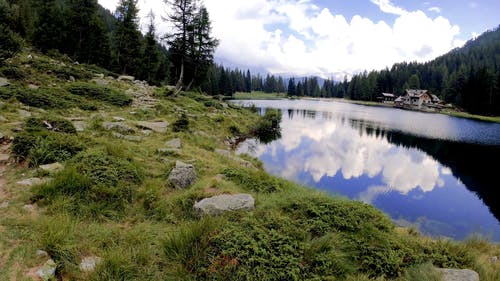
[437,268,479,281]
[102,122,135,134]
[194,194,255,216]
[168,161,197,189]
[136,121,169,133]
[0,77,9,87]
[117,75,134,82]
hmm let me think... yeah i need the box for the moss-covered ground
[0,50,498,280]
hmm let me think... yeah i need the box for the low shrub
[33,149,144,219]
[15,87,73,109]
[25,116,77,134]
[252,108,282,144]
[222,167,284,193]
[12,131,84,166]
[163,218,219,275]
[0,24,21,65]
[172,113,189,132]
[66,82,132,106]
[0,66,27,79]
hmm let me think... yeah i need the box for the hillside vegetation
[0,49,499,281]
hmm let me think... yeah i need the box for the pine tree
[33,0,66,52]
[112,0,142,75]
[287,78,296,96]
[140,11,161,84]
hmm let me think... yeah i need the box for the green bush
[15,87,73,109]
[25,116,77,134]
[222,167,284,193]
[0,24,20,65]
[172,113,189,132]
[253,108,282,144]
[12,131,84,166]
[33,149,144,219]
[0,66,27,79]
[66,82,132,106]
[163,218,218,275]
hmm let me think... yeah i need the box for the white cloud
[370,0,408,16]
[99,0,463,79]
[428,6,441,13]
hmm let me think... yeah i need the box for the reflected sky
[236,100,500,241]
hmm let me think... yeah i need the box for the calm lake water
[234,99,500,241]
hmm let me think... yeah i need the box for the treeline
[201,65,287,96]
[0,0,218,89]
[327,26,500,115]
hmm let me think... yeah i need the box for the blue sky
[99,0,499,78]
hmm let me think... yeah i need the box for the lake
[234,99,500,241]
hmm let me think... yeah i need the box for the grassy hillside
[0,50,499,280]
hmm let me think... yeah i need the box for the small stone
[16,178,44,186]
[27,54,33,60]
[39,162,63,173]
[489,256,498,263]
[23,204,36,212]
[0,116,6,122]
[28,84,39,90]
[215,148,231,157]
[102,122,135,134]
[168,161,197,189]
[91,78,108,86]
[0,154,9,164]
[0,77,9,87]
[69,76,75,82]
[18,109,32,118]
[36,250,49,257]
[0,202,8,209]
[94,73,104,79]
[79,256,102,272]
[437,268,479,281]
[215,174,225,181]
[165,138,182,149]
[194,194,255,216]
[38,259,56,281]
[118,75,135,82]
[112,116,126,122]
[72,121,87,132]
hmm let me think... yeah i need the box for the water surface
[236,99,500,241]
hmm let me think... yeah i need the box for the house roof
[405,89,428,97]
[381,93,395,97]
[394,96,404,102]
[431,94,441,102]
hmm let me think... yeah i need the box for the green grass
[1,49,499,281]
[233,91,287,99]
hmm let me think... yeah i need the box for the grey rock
[39,162,63,173]
[194,194,255,216]
[0,154,9,164]
[118,75,134,81]
[437,268,479,281]
[136,121,169,133]
[94,73,104,79]
[79,256,102,272]
[23,204,36,212]
[165,138,182,149]
[18,109,32,118]
[36,250,49,257]
[91,78,108,86]
[112,116,126,122]
[38,259,57,281]
[168,161,197,189]
[0,77,9,87]
[102,122,135,134]
[215,148,231,157]
[490,256,498,263]
[28,84,39,90]
[237,159,255,169]
[0,202,8,209]
[17,178,45,186]
[0,116,6,122]
[111,132,142,142]
[69,76,75,82]
[72,121,87,132]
